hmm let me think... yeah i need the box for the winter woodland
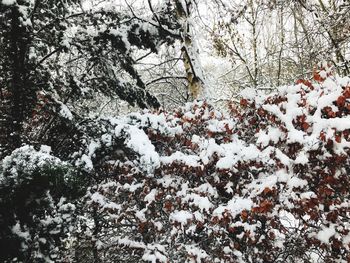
[0,0,350,262]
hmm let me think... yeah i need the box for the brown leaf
[336,95,346,107]
[335,133,342,143]
[302,122,310,131]
[263,187,273,195]
[258,108,266,116]
[240,98,248,107]
[343,86,350,98]
[313,70,325,82]
[296,79,314,89]
[164,201,173,212]
[241,210,248,221]
[252,200,273,213]
[326,211,338,223]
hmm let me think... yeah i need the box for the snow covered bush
[76,69,350,262]
[0,145,87,262]
[1,68,350,262]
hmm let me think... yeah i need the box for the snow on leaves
[0,145,80,262]
[4,69,348,262]
[83,72,350,262]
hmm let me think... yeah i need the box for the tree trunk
[1,6,32,155]
[175,0,203,99]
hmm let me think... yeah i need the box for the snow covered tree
[0,0,182,156]
[0,1,182,261]
[0,0,36,152]
[203,0,350,96]
[0,145,88,262]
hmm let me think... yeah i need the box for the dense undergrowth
[1,67,350,262]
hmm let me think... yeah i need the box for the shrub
[79,70,350,262]
[0,145,87,262]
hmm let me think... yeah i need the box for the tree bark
[174,0,203,99]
